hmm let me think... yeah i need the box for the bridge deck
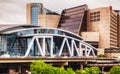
[0,57,119,66]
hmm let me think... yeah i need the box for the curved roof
[0,25,83,40]
[0,25,38,32]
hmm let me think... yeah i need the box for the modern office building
[58,5,120,57]
[81,6,120,57]
[26,3,60,28]
[115,10,120,47]
[58,4,88,34]
[27,3,43,25]
[88,7,118,48]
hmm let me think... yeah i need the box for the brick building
[81,6,120,57]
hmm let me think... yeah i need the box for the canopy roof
[0,25,83,40]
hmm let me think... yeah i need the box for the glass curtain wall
[31,5,39,25]
[0,28,81,57]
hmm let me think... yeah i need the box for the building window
[31,5,39,25]
[90,11,100,22]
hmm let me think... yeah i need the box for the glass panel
[31,5,39,25]
[0,34,27,57]
[44,8,53,14]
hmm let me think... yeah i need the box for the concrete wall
[87,7,118,48]
[105,53,120,58]
[97,48,104,55]
[38,14,60,28]
[26,3,32,24]
[81,32,99,42]
[110,11,118,48]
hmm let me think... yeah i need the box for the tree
[84,67,101,74]
[30,60,54,74]
[66,68,74,74]
[75,70,88,74]
[110,66,120,74]
[30,60,68,74]
[30,60,101,74]
[53,67,67,74]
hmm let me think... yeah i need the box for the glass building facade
[30,3,53,25]
[31,5,39,25]
[0,25,83,57]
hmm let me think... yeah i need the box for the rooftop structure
[26,3,60,28]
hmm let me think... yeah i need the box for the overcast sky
[0,0,120,24]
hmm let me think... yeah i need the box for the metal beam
[79,42,83,56]
[72,40,80,56]
[50,37,53,57]
[35,37,44,56]
[24,35,96,57]
[25,36,35,57]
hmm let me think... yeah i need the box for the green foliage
[30,60,101,74]
[97,54,106,57]
[53,67,67,74]
[75,70,82,74]
[84,67,91,74]
[110,66,120,74]
[75,70,88,74]
[75,67,100,74]
[84,67,101,74]
[30,60,72,74]
[106,72,110,74]
[30,60,54,74]
[90,67,101,74]
[66,68,74,74]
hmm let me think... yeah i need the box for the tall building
[27,3,44,25]
[58,5,88,34]
[26,3,60,28]
[115,10,120,47]
[88,7,118,48]
[81,6,120,57]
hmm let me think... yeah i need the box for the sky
[0,0,120,24]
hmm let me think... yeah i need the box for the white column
[71,40,74,56]
[42,37,45,56]
[71,40,80,56]
[66,38,72,56]
[25,36,35,57]
[91,48,96,57]
[85,46,88,57]
[58,38,66,56]
[79,42,82,56]
[74,40,80,56]
[87,48,92,56]
[50,37,53,57]
[36,37,44,56]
